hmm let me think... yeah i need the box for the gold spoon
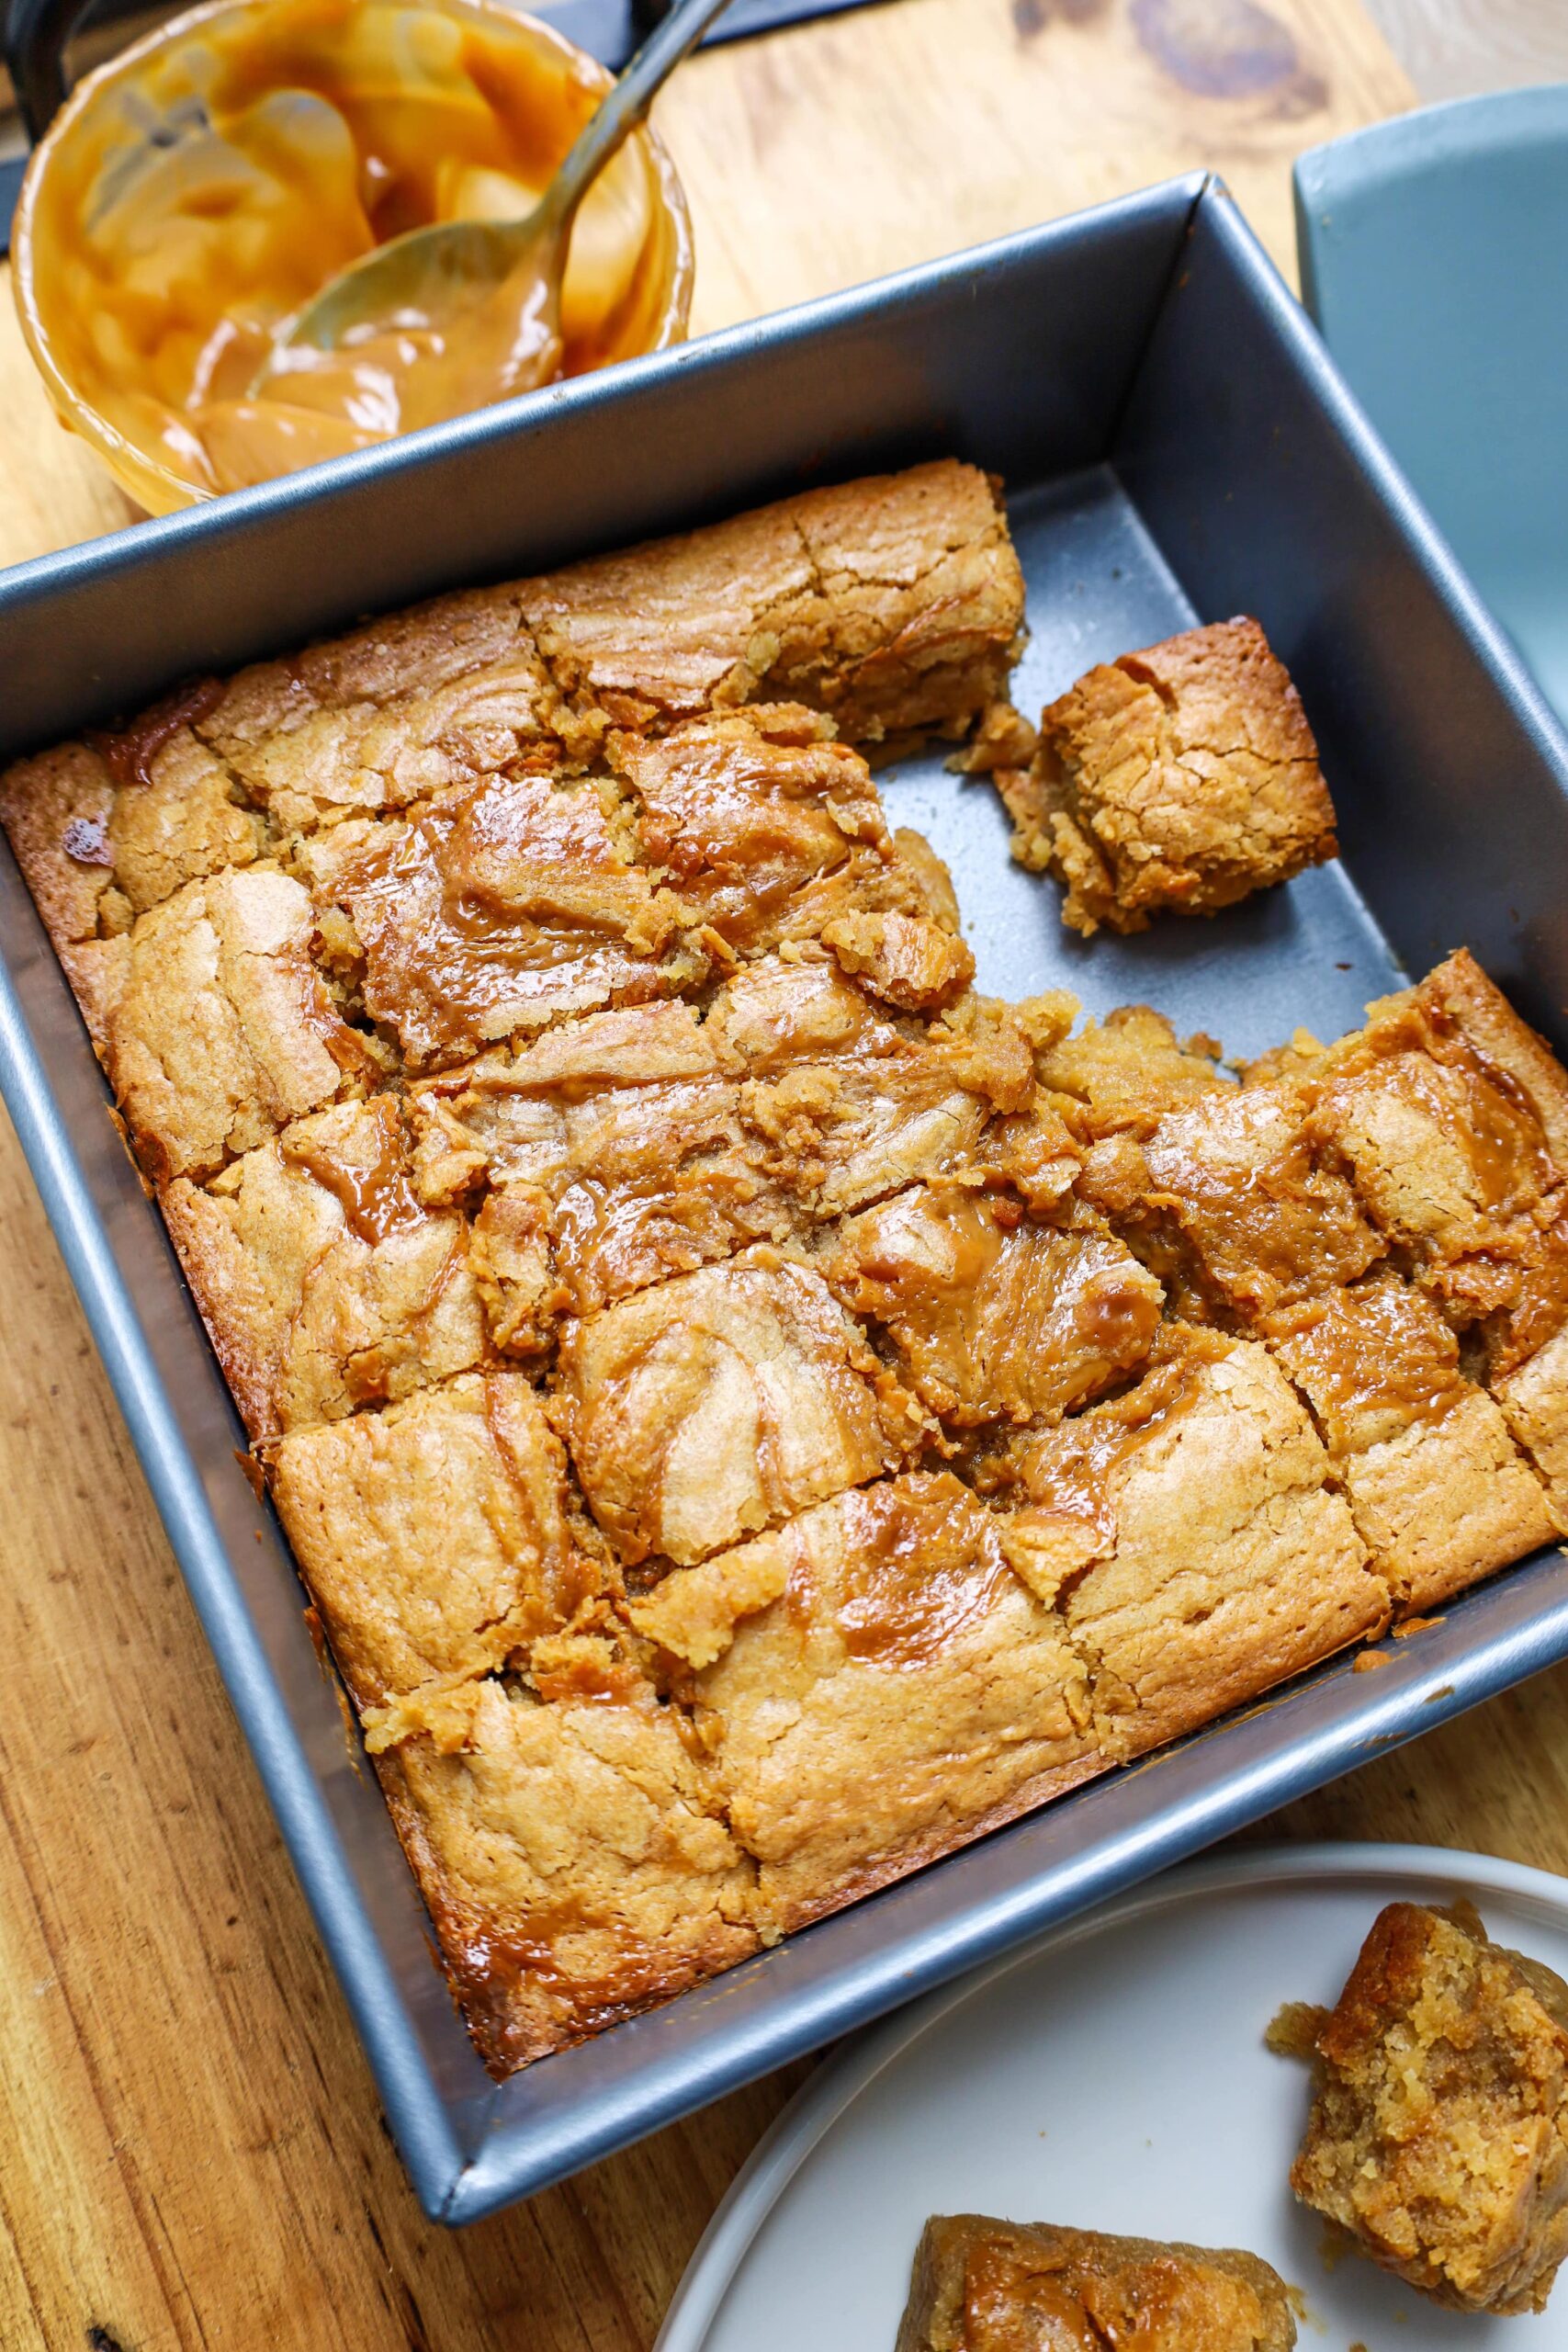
[248,0,733,428]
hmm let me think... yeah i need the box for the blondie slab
[65,864,381,1182]
[1287,1900,1568,2314]
[378,1651,758,2075]
[897,2214,1296,2352]
[998,617,1337,935]
[628,1472,1097,1932]
[1263,1271,1557,1611]
[555,1252,924,1566]
[164,1093,486,1442]
[824,1186,1162,1427]
[997,1327,1387,1759]
[272,1373,596,1721]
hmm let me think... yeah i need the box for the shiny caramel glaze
[279,1090,425,1245]
[896,2215,1296,2352]
[825,1184,1163,1427]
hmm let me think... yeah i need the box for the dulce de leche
[16,0,692,508]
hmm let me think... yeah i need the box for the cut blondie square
[316,766,707,1070]
[0,714,264,953]
[408,999,800,1330]
[163,1093,487,1442]
[1262,1270,1557,1611]
[822,1185,1162,1427]
[1129,1076,1385,1325]
[63,864,382,1182]
[607,704,974,1005]
[713,960,1070,1224]
[519,460,1024,745]
[1305,949,1568,1374]
[197,582,575,832]
[1497,1322,1568,1521]
[627,1471,1098,1932]
[1287,1899,1568,2313]
[554,1251,926,1566]
[377,1646,758,2075]
[897,2215,1296,2352]
[998,617,1337,935]
[271,1373,599,1724]
[996,1326,1388,1759]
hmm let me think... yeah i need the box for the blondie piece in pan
[990,618,1338,935]
[897,2214,1296,2351]
[1281,1901,1568,2315]
[5,458,1568,2080]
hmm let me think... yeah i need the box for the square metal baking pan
[4,171,1568,2226]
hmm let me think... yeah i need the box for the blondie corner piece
[1287,1901,1568,2314]
[378,1646,759,2075]
[897,2214,1296,2352]
[995,618,1337,936]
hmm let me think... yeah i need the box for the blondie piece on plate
[992,618,1337,935]
[1285,1900,1568,2314]
[897,2214,1296,2352]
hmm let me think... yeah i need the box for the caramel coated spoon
[249,0,731,424]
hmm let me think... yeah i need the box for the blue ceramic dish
[1296,85,1568,725]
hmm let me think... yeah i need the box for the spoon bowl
[249,0,733,424]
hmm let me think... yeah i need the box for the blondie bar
[1287,1900,1568,2313]
[993,618,1337,935]
[897,2214,1296,2351]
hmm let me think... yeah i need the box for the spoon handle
[541,0,737,234]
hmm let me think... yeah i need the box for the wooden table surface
[2,3,1566,2346]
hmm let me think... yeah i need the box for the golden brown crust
[1290,1900,1568,2314]
[998,1327,1389,1758]
[897,2213,1296,2351]
[642,1471,1098,1933]
[1016,618,1337,936]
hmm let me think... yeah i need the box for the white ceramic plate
[659,1844,1568,2350]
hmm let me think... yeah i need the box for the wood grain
[1362,0,1568,100]
[0,4,1558,2347]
